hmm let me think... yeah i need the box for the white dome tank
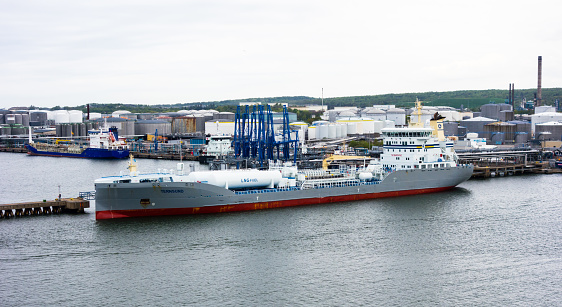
[69,110,83,123]
[54,110,70,124]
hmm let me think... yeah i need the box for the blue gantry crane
[233,105,298,166]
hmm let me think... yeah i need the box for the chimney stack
[537,56,542,107]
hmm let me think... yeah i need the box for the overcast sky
[1,0,561,109]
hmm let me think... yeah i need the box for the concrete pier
[0,198,89,219]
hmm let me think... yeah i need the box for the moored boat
[94,110,474,219]
[26,126,129,159]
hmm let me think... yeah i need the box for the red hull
[96,186,455,220]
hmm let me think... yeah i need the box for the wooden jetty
[0,198,89,219]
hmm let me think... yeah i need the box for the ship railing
[301,177,361,190]
[234,186,301,195]
[79,191,96,200]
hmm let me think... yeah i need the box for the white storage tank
[362,119,375,134]
[112,110,131,118]
[355,121,364,134]
[54,110,70,124]
[318,124,329,139]
[88,112,102,120]
[335,124,342,138]
[328,124,336,139]
[373,120,384,134]
[308,126,316,140]
[69,110,83,123]
[347,122,357,134]
[383,120,395,128]
[386,108,407,126]
[340,123,347,137]
[205,120,235,136]
[186,170,281,190]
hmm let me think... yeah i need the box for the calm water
[0,152,560,306]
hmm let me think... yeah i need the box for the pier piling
[0,198,89,220]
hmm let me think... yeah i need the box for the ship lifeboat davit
[186,170,282,190]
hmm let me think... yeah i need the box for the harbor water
[0,152,560,306]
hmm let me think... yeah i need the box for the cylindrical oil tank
[458,126,467,139]
[1,126,11,135]
[335,124,342,138]
[6,114,16,124]
[14,114,23,125]
[69,110,83,123]
[135,120,172,135]
[341,123,347,136]
[328,124,336,139]
[55,111,70,124]
[0,114,3,125]
[491,132,505,144]
[112,110,131,118]
[485,122,516,142]
[514,132,529,144]
[88,112,102,120]
[172,116,197,134]
[372,120,384,134]
[499,110,514,122]
[21,114,29,126]
[362,119,375,134]
[308,126,316,140]
[318,125,329,139]
[186,170,281,189]
[355,121,364,134]
[443,121,459,137]
[535,123,562,141]
[347,122,356,134]
[194,115,205,133]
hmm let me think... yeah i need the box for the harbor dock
[0,198,89,219]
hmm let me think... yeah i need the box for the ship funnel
[429,112,446,141]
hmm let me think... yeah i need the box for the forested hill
[50,88,562,114]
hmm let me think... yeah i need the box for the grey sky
[1,0,560,109]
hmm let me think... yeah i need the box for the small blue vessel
[25,127,129,159]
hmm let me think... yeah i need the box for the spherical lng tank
[186,170,281,189]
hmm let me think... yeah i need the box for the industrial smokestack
[87,104,90,120]
[537,56,542,107]
[508,83,512,105]
[512,83,515,110]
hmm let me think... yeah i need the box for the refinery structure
[1,56,562,161]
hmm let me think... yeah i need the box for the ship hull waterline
[95,166,473,220]
[25,144,129,159]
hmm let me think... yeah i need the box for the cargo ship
[94,109,474,220]
[26,127,129,159]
